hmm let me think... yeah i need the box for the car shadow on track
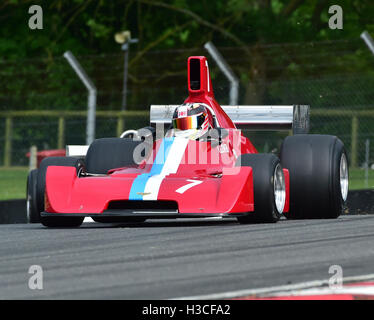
[81,218,240,229]
[24,218,288,230]
[25,217,291,230]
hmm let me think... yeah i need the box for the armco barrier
[0,190,373,224]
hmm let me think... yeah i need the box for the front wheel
[36,157,85,227]
[85,138,145,174]
[236,154,286,224]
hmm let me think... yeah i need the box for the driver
[171,103,212,140]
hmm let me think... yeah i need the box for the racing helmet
[172,103,212,139]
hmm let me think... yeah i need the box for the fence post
[117,116,124,137]
[351,116,359,168]
[204,41,239,105]
[63,51,97,145]
[365,139,370,188]
[58,116,65,149]
[29,145,37,171]
[4,116,12,167]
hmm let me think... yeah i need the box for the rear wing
[150,104,310,134]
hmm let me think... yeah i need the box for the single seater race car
[26,56,349,227]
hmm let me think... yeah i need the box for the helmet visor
[172,113,206,130]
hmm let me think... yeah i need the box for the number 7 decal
[176,179,203,194]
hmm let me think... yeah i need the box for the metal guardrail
[1,109,374,167]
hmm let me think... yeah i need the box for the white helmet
[171,103,211,140]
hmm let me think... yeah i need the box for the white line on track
[171,274,374,300]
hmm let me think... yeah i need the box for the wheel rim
[26,194,31,222]
[340,153,349,201]
[274,164,286,214]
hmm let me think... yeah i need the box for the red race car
[26,56,349,227]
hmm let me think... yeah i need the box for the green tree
[0,0,373,108]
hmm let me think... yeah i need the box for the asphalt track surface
[0,215,373,299]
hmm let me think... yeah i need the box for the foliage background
[1,0,373,111]
[0,0,373,186]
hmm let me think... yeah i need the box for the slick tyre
[26,169,40,223]
[37,157,85,228]
[85,138,146,174]
[280,134,348,219]
[236,154,286,224]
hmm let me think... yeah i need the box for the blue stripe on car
[128,138,174,200]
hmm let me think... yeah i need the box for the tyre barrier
[0,190,373,224]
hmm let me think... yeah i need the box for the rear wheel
[36,157,85,228]
[26,169,40,223]
[236,154,285,223]
[280,134,348,219]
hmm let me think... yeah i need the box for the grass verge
[0,167,28,201]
